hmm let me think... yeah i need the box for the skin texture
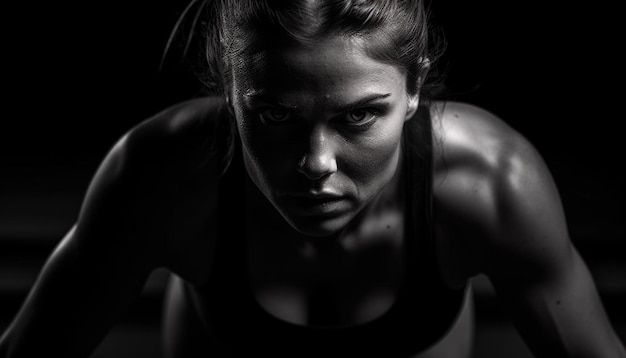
[231,35,418,238]
[1,35,625,358]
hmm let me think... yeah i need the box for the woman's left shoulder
[430,100,538,170]
[431,101,569,264]
[430,103,626,357]
[431,100,549,191]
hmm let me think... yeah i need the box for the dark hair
[166,0,446,174]
[168,0,445,98]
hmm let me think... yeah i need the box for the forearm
[493,249,625,358]
[2,272,123,356]
[0,233,151,357]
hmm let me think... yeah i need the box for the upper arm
[0,131,163,356]
[0,97,222,356]
[434,102,625,357]
[485,143,625,357]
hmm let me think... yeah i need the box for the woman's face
[230,35,418,237]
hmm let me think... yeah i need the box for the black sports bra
[187,105,467,357]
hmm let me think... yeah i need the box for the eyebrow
[243,92,299,110]
[243,92,392,112]
[335,93,392,113]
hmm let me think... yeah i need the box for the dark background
[1,1,624,357]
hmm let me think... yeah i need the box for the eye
[259,107,291,123]
[345,109,377,125]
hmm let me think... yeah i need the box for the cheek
[342,128,403,187]
[342,100,408,184]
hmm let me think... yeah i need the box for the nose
[297,125,338,181]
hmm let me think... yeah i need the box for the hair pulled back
[166,0,444,174]
[170,0,444,98]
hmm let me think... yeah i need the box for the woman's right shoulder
[123,96,227,165]
[96,96,229,183]
[134,96,226,137]
[88,95,228,216]
[75,97,227,280]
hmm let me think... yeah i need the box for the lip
[291,191,344,200]
[286,192,348,216]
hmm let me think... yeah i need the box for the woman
[1,0,624,357]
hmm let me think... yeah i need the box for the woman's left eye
[345,109,377,126]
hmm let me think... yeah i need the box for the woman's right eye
[259,107,291,123]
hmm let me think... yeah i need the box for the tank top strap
[402,105,435,272]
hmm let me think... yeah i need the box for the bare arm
[483,141,625,357]
[435,102,625,357]
[0,132,164,357]
[490,244,624,357]
[0,97,223,357]
[481,128,625,357]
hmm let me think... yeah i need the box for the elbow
[0,331,13,358]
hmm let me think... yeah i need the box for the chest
[161,162,475,325]
[246,200,482,327]
[246,208,407,327]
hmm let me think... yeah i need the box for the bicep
[436,104,625,356]
[483,142,624,357]
[1,135,161,356]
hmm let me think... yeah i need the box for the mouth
[286,192,349,216]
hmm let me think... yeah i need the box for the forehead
[231,36,406,99]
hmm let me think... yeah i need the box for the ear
[405,94,420,121]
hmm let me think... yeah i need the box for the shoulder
[83,96,227,207]
[431,101,533,175]
[121,96,227,168]
[431,100,544,217]
[430,101,571,275]
[75,96,227,274]
[93,96,229,191]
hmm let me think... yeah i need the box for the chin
[284,213,354,238]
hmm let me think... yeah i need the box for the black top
[187,106,467,357]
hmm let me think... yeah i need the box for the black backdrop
[0,1,624,355]
[1,0,623,320]
[1,1,623,166]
